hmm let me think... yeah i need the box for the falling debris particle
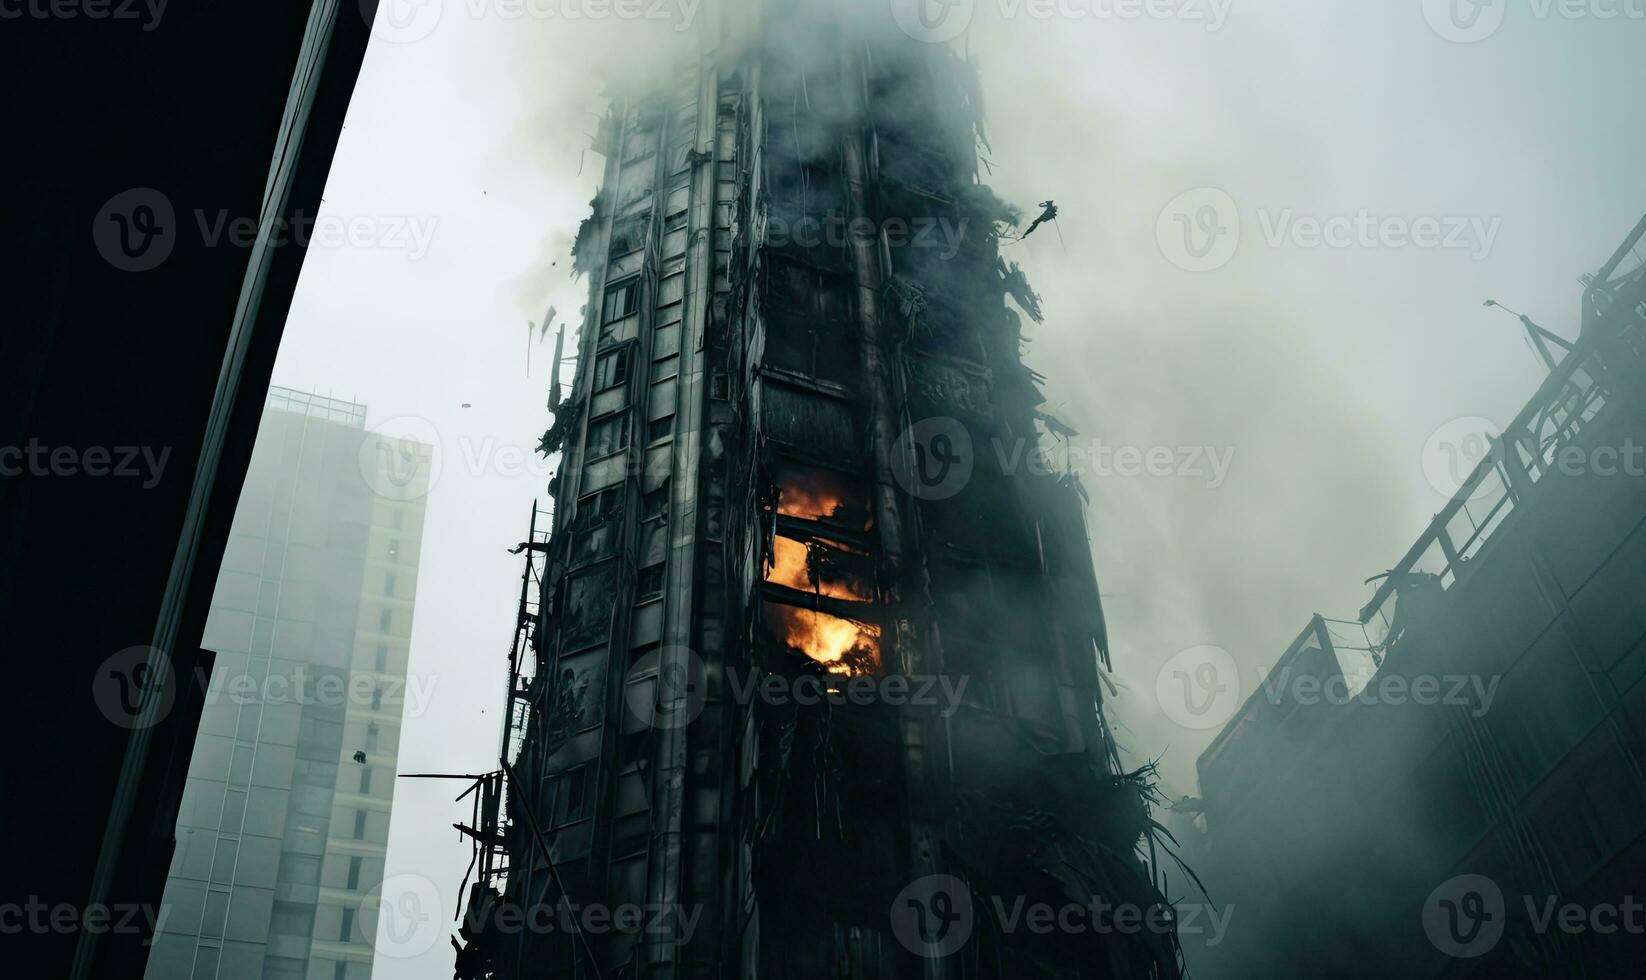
[1021,200,1058,239]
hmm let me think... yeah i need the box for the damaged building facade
[1189,219,1646,978]
[450,3,1182,978]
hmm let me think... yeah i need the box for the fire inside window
[765,602,881,676]
[766,535,872,601]
[770,461,872,531]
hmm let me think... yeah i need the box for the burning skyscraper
[451,3,1182,977]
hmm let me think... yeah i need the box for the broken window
[594,347,632,391]
[571,487,624,564]
[764,302,857,382]
[764,601,880,676]
[609,215,648,256]
[544,649,609,756]
[603,278,640,324]
[585,413,629,460]
[561,564,618,649]
[764,255,849,322]
[765,534,874,601]
[642,485,670,522]
[771,460,872,531]
[546,766,589,825]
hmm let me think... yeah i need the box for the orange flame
[765,536,872,601]
[768,604,881,675]
[774,468,870,529]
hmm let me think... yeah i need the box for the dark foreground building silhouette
[446,3,1183,978]
[1189,216,1646,980]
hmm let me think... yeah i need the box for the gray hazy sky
[265,1,1644,973]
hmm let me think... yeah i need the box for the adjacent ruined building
[1189,218,1646,979]
[450,3,1182,977]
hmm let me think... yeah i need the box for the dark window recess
[765,255,850,321]
[359,766,372,794]
[711,371,729,400]
[366,723,380,751]
[271,901,315,938]
[353,810,367,840]
[549,766,590,825]
[572,488,625,564]
[347,856,362,890]
[340,909,353,943]
[574,488,625,529]
[761,382,855,457]
[586,413,630,459]
[637,565,665,600]
[594,347,632,391]
[378,608,392,632]
[609,215,648,256]
[384,572,396,595]
[647,416,674,444]
[563,564,620,649]
[642,486,670,522]
[603,279,640,324]
[765,302,857,382]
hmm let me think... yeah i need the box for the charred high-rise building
[450,5,1182,978]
